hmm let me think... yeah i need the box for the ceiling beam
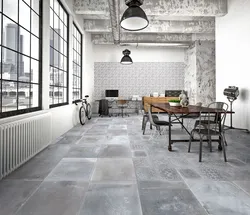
[74,0,227,17]
[91,32,215,44]
[84,19,215,34]
[92,33,193,44]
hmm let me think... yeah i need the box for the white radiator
[0,112,52,180]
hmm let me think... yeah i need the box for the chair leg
[222,131,227,146]
[208,135,212,152]
[142,115,146,130]
[220,134,227,162]
[188,131,193,152]
[199,135,203,162]
[143,118,148,135]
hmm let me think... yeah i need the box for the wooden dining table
[150,103,225,151]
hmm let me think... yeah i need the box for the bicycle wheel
[86,103,92,120]
[79,105,87,125]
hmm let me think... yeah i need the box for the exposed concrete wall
[184,41,215,106]
[216,0,250,130]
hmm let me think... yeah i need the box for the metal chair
[141,109,159,135]
[188,102,228,162]
[117,99,129,117]
[148,107,171,136]
[193,102,229,145]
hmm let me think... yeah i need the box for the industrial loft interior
[1,0,250,214]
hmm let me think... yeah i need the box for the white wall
[0,0,95,141]
[93,45,185,62]
[216,0,250,130]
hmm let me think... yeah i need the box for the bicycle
[75,95,92,125]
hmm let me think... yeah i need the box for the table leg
[168,114,172,151]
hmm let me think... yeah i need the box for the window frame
[49,0,69,108]
[72,22,82,102]
[0,0,43,118]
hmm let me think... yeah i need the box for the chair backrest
[148,107,157,127]
[198,102,228,132]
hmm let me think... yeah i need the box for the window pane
[2,81,17,112]
[31,11,39,37]
[50,9,54,28]
[19,0,30,31]
[19,54,30,81]
[64,12,67,26]
[63,41,67,55]
[63,87,67,102]
[59,20,64,38]
[31,35,39,59]
[30,84,39,107]
[59,37,64,54]
[49,86,53,104]
[32,0,40,15]
[18,82,30,110]
[54,49,58,67]
[59,5,64,21]
[49,67,54,85]
[0,0,2,11]
[50,0,53,9]
[59,70,64,86]
[59,54,63,70]
[3,16,18,52]
[63,25,67,41]
[53,31,59,51]
[20,27,31,56]
[54,68,59,86]
[31,59,39,83]
[50,0,68,106]
[54,0,59,15]
[54,14,59,30]
[3,0,18,23]
[2,47,18,81]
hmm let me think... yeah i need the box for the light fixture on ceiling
[120,0,149,31]
[120,49,133,65]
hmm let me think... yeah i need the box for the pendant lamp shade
[120,0,149,31]
[120,49,133,65]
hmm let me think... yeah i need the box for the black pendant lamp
[120,49,133,65]
[120,0,149,31]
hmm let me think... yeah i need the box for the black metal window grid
[72,23,82,101]
[49,0,69,107]
[0,0,42,118]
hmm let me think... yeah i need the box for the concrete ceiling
[74,0,227,47]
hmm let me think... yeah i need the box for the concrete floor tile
[98,145,132,158]
[45,158,96,181]
[15,181,88,215]
[79,183,142,215]
[139,187,207,215]
[92,158,136,181]
[0,180,42,215]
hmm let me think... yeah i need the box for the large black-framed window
[49,0,68,107]
[0,0,42,118]
[72,23,82,101]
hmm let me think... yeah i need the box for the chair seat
[154,119,170,126]
[192,128,220,136]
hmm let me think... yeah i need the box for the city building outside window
[49,0,68,107]
[0,0,42,117]
[72,23,82,101]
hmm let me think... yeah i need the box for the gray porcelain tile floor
[1,114,250,215]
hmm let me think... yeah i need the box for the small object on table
[168,99,181,107]
[179,90,189,107]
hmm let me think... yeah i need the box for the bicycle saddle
[85,95,89,98]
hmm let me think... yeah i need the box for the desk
[106,99,142,115]
[151,103,228,151]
